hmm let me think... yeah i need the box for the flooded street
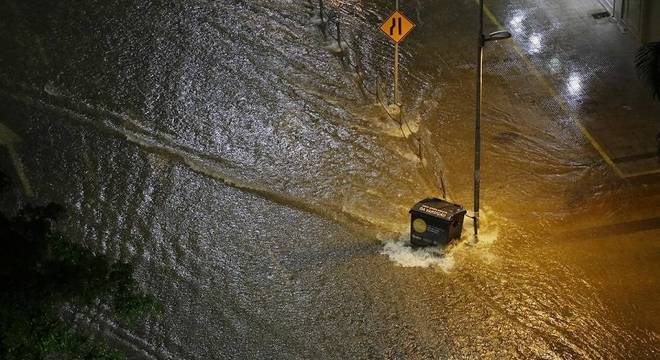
[1,0,658,358]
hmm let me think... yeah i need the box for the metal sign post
[395,40,399,104]
[394,0,400,105]
[379,3,415,108]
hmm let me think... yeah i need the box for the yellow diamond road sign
[380,10,415,43]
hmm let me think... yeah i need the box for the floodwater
[0,0,658,358]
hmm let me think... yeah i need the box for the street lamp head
[484,30,512,42]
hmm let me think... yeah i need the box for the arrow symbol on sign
[380,11,415,44]
[389,16,403,35]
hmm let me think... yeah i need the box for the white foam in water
[323,40,350,54]
[380,233,455,271]
[461,207,501,247]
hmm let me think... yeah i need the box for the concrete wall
[590,0,660,42]
[615,0,660,42]
[643,0,660,42]
[598,0,614,12]
[622,0,644,39]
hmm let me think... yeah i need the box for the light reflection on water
[567,72,584,97]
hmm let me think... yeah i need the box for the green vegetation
[0,171,159,359]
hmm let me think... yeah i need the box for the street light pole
[473,0,511,236]
[474,0,484,236]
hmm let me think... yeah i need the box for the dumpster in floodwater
[410,198,466,246]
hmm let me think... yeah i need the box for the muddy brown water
[0,0,658,358]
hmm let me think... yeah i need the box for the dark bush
[0,171,159,359]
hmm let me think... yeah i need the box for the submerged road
[0,0,658,358]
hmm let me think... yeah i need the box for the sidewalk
[490,0,660,178]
